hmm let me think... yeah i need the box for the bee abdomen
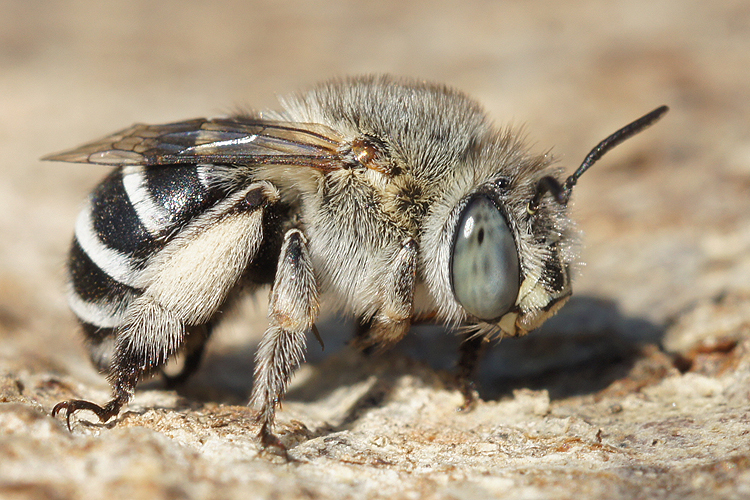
[68,238,137,328]
[68,164,225,332]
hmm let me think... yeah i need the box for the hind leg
[79,323,117,374]
[53,294,190,427]
[162,323,213,388]
[53,182,278,428]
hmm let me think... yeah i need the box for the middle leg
[251,228,319,450]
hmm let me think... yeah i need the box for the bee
[45,75,667,450]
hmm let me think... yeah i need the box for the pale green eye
[450,195,520,320]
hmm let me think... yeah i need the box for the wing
[43,117,347,172]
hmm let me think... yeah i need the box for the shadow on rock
[465,295,666,401]
[160,295,666,407]
[297,295,666,405]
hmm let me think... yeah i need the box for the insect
[45,75,667,450]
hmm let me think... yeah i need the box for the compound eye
[450,195,520,321]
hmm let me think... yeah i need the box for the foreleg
[456,332,488,410]
[354,237,418,349]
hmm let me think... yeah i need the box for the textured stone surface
[2,1,750,498]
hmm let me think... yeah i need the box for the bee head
[443,105,668,337]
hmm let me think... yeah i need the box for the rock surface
[2,1,750,498]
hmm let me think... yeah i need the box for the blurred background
[1,0,749,398]
[2,1,750,497]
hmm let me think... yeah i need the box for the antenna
[528,105,669,213]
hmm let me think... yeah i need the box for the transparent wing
[43,117,346,172]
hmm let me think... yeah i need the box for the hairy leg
[53,182,278,428]
[250,229,318,452]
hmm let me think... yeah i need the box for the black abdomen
[67,165,225,337]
